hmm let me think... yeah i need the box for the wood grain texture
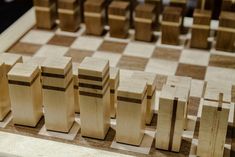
[116,79,147,146]
[8,63,42,127]
[108,1,130,39]
[191,9,212,49]
[161,6,182,45]
[58,0,80,32]
[134,4,155,42]
[216,11,235,52]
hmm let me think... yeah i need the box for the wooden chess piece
[161,6,182,45]
[41,57,75,133]
[108,1,130,38]
[156,84,189,152]
[84,0,105,36]
[197,94,230,157]
[216,11,235,52]
[8,63,43,127]
[134,3,156,42]
[131,71,157,125]
[34,0,57,29]
[58,0,80,32]
[116,79,147,146]
[78,57,110,139]
[110,67,120,118]
[191,9,212,49]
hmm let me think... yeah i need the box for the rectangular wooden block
[197,98,230,157]
[110,67,120,118]
[116,79,147,146]
[216,11,235,52]
[0,53,23,72]
[161,6,182,45]
[156,84,188,152]
[78,57,110,139]
[58,0,80,32]
[41,57,75,133]
[73,63,80,113]
[191,9,212,49]
[108,1,130,39]
[0,62,11,121]
[8,63,42,127]
[34,0,57,29]
[84,0,105,36]
[131,71,157,125]
[145,0,162,28]
[134,3,156,42]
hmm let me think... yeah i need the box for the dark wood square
[47,35,76,47]
[176,63,207,80]
[8,42,41,56]
[65,49,94,63]
[209,54,235,69]
[152,47,181,61]
[117,56,148,71]
[98,41,127,53]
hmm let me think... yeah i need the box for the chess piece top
[118,79,147,100]
[166,75,191,89]
[79,57,109,77]
[109,1,130,16]
[58,0,79,10]
[131,71,157,96]
[8,63,40,83]
[193,9,212,25]
[161,84,189,102]
[41,57,72,75]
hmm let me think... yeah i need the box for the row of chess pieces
[0,53,233,156]
[34,0,235,52]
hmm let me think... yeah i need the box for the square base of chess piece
[8,63,42,127]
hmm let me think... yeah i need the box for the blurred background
[0,0,222,33]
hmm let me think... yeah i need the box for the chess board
[0,8,234,157]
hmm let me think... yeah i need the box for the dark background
[0,0,32,33]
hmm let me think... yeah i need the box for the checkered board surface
[3,23,235,157]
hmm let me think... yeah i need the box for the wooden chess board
[0,8,234,157]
